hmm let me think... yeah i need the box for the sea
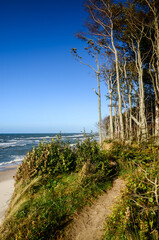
[0,133,91,171]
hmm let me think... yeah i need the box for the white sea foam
[0,141,27,149]
[4,138,57,149]
[66,134,84,138]
[24,136,53,140]
[0,141,18,148]
[0,138,47,149]
[0,155,25,167]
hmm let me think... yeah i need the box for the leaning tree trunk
[138,43,147,141]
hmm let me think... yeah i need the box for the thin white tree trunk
[138,43,147,140]
[155,103,159,140]
[137,109,141,143]
[107,83,114,140]
[151,101,155,137]
[97,72,102,145]
[114,106,118,138]
[111,29,124,140]
[109,92,113,139]
[128,84,132,142]
[123,98,128,140]
[154,14,159,86]
[154,14,159,139]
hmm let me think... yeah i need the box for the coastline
[0,168,17,224]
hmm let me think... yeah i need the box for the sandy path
[64,178,125,240]
[0,169,16,224]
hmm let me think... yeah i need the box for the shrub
[16,137,76,182]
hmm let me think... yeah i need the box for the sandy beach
[0,168,17,224]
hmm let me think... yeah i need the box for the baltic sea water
[0,133,86,171]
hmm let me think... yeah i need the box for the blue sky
[0,0,109,133]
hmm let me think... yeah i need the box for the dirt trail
[63,178,125,240]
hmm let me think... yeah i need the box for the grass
[0,137,118,240]
[1,172,112,240]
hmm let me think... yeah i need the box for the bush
[16,137,76,182]
[16,136,119,183]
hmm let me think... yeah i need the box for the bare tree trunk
[155,103,159,141]
[130,38,147,142]
[97,72,102,145]
[153,12,159,140]
[114,106,118,139]
[109,91,113,139]
[128,84,132,142]
[103,68,115,140]
[111,31,124,140]
[123,58,131,142]
[137,109,141,143]
[151,101,155,137]
[138,43,147,140]
[123,98,128,140]
[154,13,159,85]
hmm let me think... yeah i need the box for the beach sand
[0,168,17,224]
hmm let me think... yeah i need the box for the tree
[84,0,125,140]
[102,61,116,139]
[71,39,102,145]
[74,0,158,143]
[144,0,159,138]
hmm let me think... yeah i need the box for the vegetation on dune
[0,137,159,240]
[103,142,159,240]
[0,136,118,240]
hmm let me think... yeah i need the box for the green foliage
[0,136,118,240]
[75,137,100,168]
[75,138,115,180]
[104,143,159,240]
[108,142,158,172]
[16,137,76,182]
[16,136,118,184]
